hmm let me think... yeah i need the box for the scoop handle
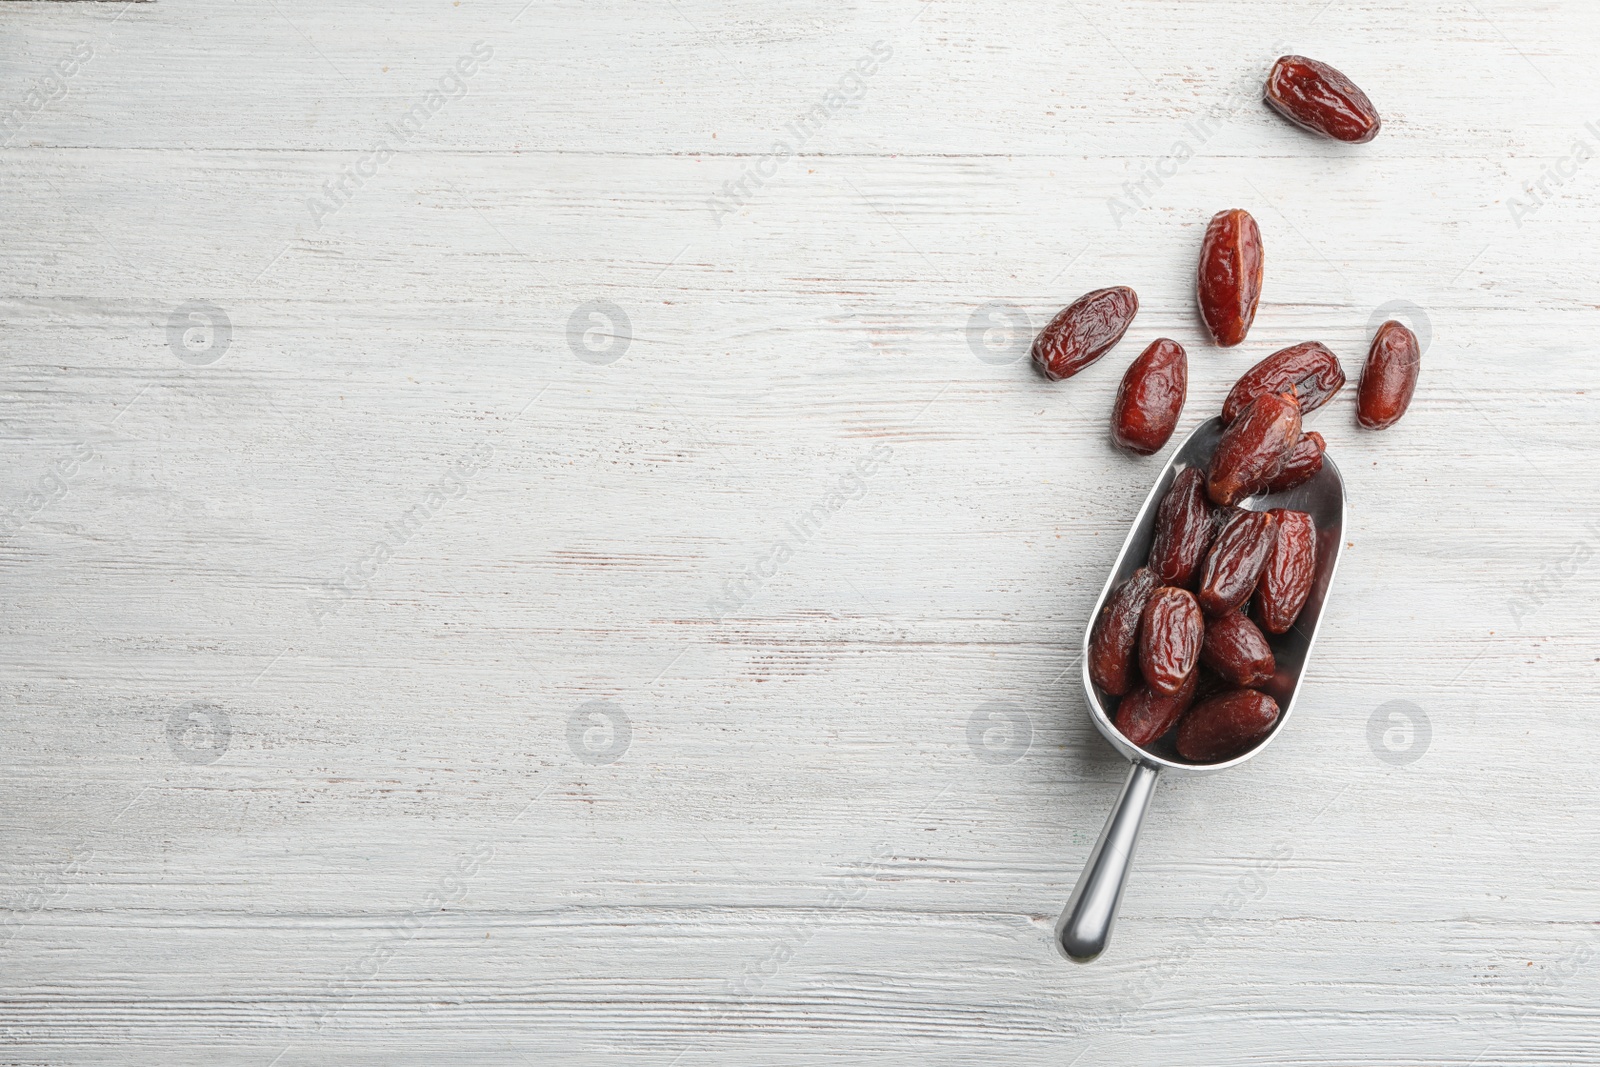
[1056,760,1161,963]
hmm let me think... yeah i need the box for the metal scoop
[1055,416,1346,963]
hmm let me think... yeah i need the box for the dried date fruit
[1264,55,1381,144]
[1111,338,1187,455]
[1222,342,1346,424]
[1253,508,1316,634]
[1176,688,1281,762]
[1207,392,1301,506]
[1264,431,1326,493]
[1148,468,1218,589]
[1088,567,1159,696]
[1113,669,1199,747]
[1031,286,1139,381]
[1192,666,1228,704]
[1199,612,1275,688]
[1196,209,1263,347]
[1198,509,1279,616]
[1357,320,1420,430]
[1138,586,1203,697]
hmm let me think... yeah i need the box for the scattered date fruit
[1138,586,1204,696]
[1031,286,1139,381]
[1088,567,1159,697]
[1264,55,1381,144]
[1254,509,1317,634]
[1198,508,1280,617]
[1207,392,1302,507]
[1222,342,1346,424]
[1357,320,1421,430]
[1197,209,1264,347]
[1111,338,1187,455]
[1200,612,1276,689]
[1176,688,1281,762]
[1147,468,1217,589]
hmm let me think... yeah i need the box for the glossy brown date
[1264,430,1326,493]
[1222,342,1346,424]
[1088,567,1159,696]
[1198,508,1279,616]
[1191,666,1228,705]
[1357,320,1420,430]
[1264,55,1381,144]
[1113,669,1199,747]
[1196,209,1263,347]
[1111,338,1187,455]
[1031,286,1139,381]
[1138,586,1203,696]
[1176,688,1281,763]
[1148,468,1217,589]
[1199,612,1275,688]
[1207,392,1301,507]
[1253,508,1316,634]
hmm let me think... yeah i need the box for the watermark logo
[309,841,495,1031]
[706,41,893,225]
[0,441,97,546]
[1367,700,1430,766]
[1089,840,1293,1030]
[728,840,893,998]
[567,701,631,765]
[167,301,232,366]
[705,443,892,622]
[566,299,632,365]
[1508,931,1600,1029]
[965,302,1031,365]
[309,439,496,628]
[1508,521,1599,627]
[305,42,494,230]
[967,701,1033,764]
[1506,122,1599,229]
[1105,38,1291,228]
[167,702,231,765]
[0,42,93,147]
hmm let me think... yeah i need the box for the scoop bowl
[1055,417,1346,962]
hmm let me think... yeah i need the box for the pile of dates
[1038,56,1420,763]
[1088,451,1318,763]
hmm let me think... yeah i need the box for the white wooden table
[2,1,1597,1063]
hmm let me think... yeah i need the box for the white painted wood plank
[1,0,1599,1063]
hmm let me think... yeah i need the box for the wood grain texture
[1,0,1598,1063]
